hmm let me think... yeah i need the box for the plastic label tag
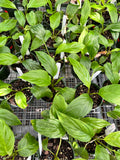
[61,15,67,36]
[60,39,66,59]
[27,156,31,160]
[111,0,116,4]
[57,4,61,11]
[105,123,116,136]
[19,36,30,55]
[62,134,68,140]
[92,71,101,80]
[16,67,23,76]
[54,63,61,79]
[38,133,42,156]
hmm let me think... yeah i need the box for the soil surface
[40,138,74,160]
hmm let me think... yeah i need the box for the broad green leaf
[19,70,51,86]
[104,23,120,32]
[26,11,37,26]
[21,31,31,57]
[27,0,48,8]
[0,19,17,33]
[0,80,11,88]
[36,51,57,77]
[0,12,9,19]
[0,53,19,65]
[80,56,91,72]
[115,150,120,160]
[31,119,65,138]
[68,24,83,33]
[74,147,89,159]
[0,0,16,9]
[95,145,110,160]
[0,109,21,126]
[0,36,8,47]
[69,58,91,88]
[0,119,15,156]
[30,24,45,41]
[105,4,118,23]
[41,110,50,119]
[0,88,12,96]
[57,112,94,142]
[22,59,41,71]
[42,138,49,151]
[98,34,109,48]
[14,10,25,27]
[66,94,93,118]
[90,12,104,24]
[22,0,28,7]
[15,91,27,109]
[99,84,120,105]
[111,52,120,71]
[111,31,119,41]
[0,46,10,53]
[31,85,53,99]
[50,12,61,30]
[56,42,85,54]
[91,61,103,73]
[78,28,88,43]
[104,131,120,148]
[0,100,12,111]
[35,10,43,23]
[12,32,23,40]
[66,4,79,19]
[80,0,91,26]
[107,106,120,119]
[18,133,39,157]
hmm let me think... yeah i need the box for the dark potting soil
[102,11,110,22]
[75,83,102,109]
[40,138,74,160]
[7,79,32,106]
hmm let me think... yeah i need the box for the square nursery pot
[0,65,10,80]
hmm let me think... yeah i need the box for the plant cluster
[1,0,120,159]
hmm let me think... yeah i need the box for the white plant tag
[27,156,31,160]
[19,36,30,55]
[16,67,23,76]
[62,134,68,140]
[57,4,61,12]
[92,71,101,80]
[111,0,116,4]
[60,39,66,59]
[38,133,42,156]
[118,16,120,22]
[61,15,67,36]
[54,63,61,79]
[105,123,116,136]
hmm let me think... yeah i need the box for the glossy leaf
[31,85,53,99]
[31,119,65,138]
[0,119,15,156]
[99,84,120,105]
[104,131,120,148]
[104,23,120,32]
[27,0,48,8]
[21,31,31,57]
[69,58,91,88]
[95,145,110,160]
[0,88,12,96]
[98,34,109,48]
[26,11,37,26]
[57,112,94,142]
[19,70,51,87]
[80,0,91,26]
[0,46,10,53]
[107,106,120,119]
[36,51,57,77]
[56,42,85,54]
[14,10,25,27]
[0,53,19,65]
[0,36,8,47]
[15,91,27,109]
[50,12,61,30]
[80,56,91,72]
[0,109,21,126]
[0,0,16,9]
[22,59,41,71]
[18,133,39,157]
[90,12,104,24]
[0,19,17,33]
[66,4,79,19]
[66,94,93,118]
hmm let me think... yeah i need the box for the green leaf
[115,150,120,160]
[78,28,88,43]
[98,34,109,48]
[0,19,17,33]
[27,0,48,8]
[56,42,85,54]
[19,70,51,86]
[42,138,49,151]
[105,3,118,23]
[22,59,41,71]
[74,147,89,159]
[41,110,50,119]
[12,32,23,40]
[36,51,57,77]
[50,12,61,30]
[0,12,9,20]
[0,36,8,47]
[80,0,91,26]
[0,100,12,111]
[66,4,79,19]
[0,119,15,156]
[0,46,10,53]
[80,56,91,72]
[18,133,39,157]
[31,119,65,138]
[68,24,83,33]
[0,108,21,126]
[104,23,120,32]
[95,145,110,160]
[107,106,120,119]
[69,58,91,88]
[21,31,31,57]
[111,52,120,71]
[65,94,93,118]
[22,0,28,7]
[0,53,19,65]
[14,10,25,27]
[99,84,120,105]
[0,88,12,96]
[104,131,120,148]
[26,11,37,26]
[31,85,53,99]
[0,80,11,88]
[0,0,16,9]
[15,91,27,109]
[57,112,94,142]
[55,0,68,6]
[90,12,104,24]
[35,10,43,23]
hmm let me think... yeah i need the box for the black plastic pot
[0,65,10,80]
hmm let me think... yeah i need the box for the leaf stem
[56,138,62,158]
